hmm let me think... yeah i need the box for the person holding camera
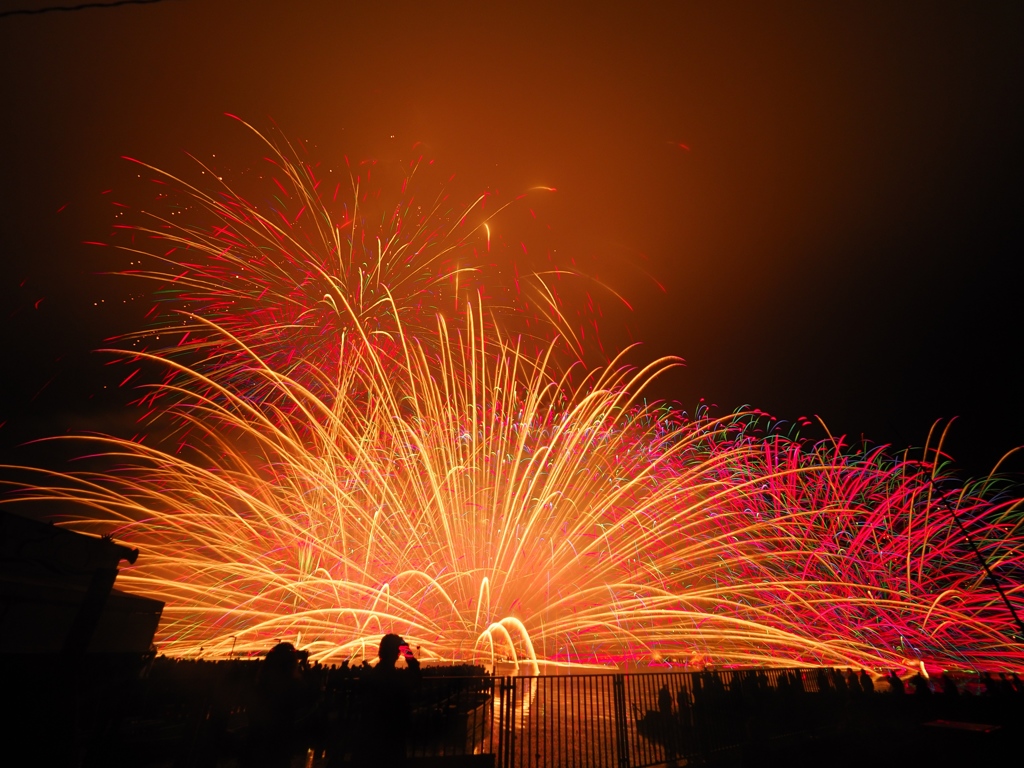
[355,634,421,767]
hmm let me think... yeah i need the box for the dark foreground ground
[736,709,1016,768]
[5,654,1021,768]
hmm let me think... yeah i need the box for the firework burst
[113,117,586,397]
[4,123,1023,671]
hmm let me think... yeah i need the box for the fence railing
[489,668,833,768]
[317,667,844,766]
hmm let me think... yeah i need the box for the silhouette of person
[377,633,421,675]
[910,671,931,696]
[244,642,305,768]
[845,668,860,697]
[675,685,694,759]
[859,669,874,695]
[658,684,674,716]
[887,670,905,695]
[356,634,420,767]
[657,684,678,761]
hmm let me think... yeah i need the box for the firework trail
[113,117,589,399]
[4,122,1023,671]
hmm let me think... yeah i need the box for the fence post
[612,674,630,768]
[497,675,516,768]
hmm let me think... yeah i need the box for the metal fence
[490,668,833,768]
[93,662,865,766]
[314,667,836,766]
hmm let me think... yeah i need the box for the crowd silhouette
[634,665,1024,767]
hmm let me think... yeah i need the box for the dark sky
[1,1,1021,478]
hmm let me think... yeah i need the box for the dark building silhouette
[1,509,163,655]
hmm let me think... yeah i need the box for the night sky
[1,1,1021,479]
